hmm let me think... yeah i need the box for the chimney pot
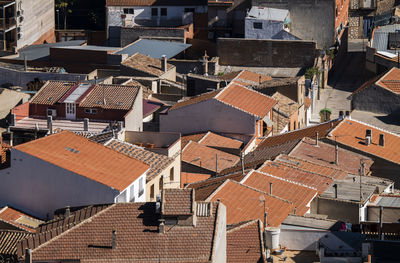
[264,212,268,227]
[345,111,351,119]
[159,219,165,234]
[315,132,319,147]
[47,116,53,134]
[161,55,167,72]
[64,206,70,218]
[333,184,338,198]
[379,134,385,147]
[335,144,339,165]
[339,111,344,119]
[83,118,89,132]
[112,230,117,249]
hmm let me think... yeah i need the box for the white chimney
[47,116,53,134]
[161,55,167,72]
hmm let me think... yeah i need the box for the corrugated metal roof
[117,39,191,59]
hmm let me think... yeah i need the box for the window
[161,8,167,16]
[84,108,98,114]
[129,184,135,202]
[123,8,134,14]
[169,167,174,182]
[184,8,195,13]
[150,184,154,199]
[253,22,262,29]
[159,176,163,191]
[151,8,158,16]
[139,177,144,196]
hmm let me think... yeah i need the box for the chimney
[379,134,385,147]
[293,207,296,214]
[339,110,344,119]
[64,206,70,218]
[240,152,245,175]
[264,212,268,227]
[203,51,209,76]
[269,182,273,195]
[345,110,351,119]
[161,55,167,72]
[259,75,262,85]
[365,129,372,146]
[47,116,53,134]
[315,132,319,147]
[335,144,339,165]
[333,184,338,198]
[159,219,165,234]
[10,113,16,126]
[112,230,117,249]
[84,118,89,132]
[25,249,32,263]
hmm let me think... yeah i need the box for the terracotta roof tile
[276,154,347,180]
[235,70,272,85]
[0,231,33,256]
[289,137,374,175]
[207,180,294,227]
[122,53,174,77]
[181,132,208,149]
[216,83,277,118]
[376,67,400,94]
[106,139,173,182]
[170,90,221,111]
[181,172,211,188]
[162,188,193,215]
[0,207,43,233]
[227,220,265,263]
[242,171,317,216]
[186,171,247,201]
[199,131,243,149]
[30,81,75,105]
[329,118,400,165]
[258,119,342,148]
[21,202,220,262]
[14,131,149,191]
[182,141,240,173]
[258,161,334,194]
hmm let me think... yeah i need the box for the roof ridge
[29,204,116,255]
[279,154,348,175]
[253,170,318,191]
[226,219,259,233]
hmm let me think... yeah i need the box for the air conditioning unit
[47,109,57,117]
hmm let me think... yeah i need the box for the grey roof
[321,175,393,203]
[372,24,400,54]
[116,39,191,59]
[52,45,118,51]
[16,40,86,61]
[247,6,289,22]
[377,196,400,207]
[282,214,339,230]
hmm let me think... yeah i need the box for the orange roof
[0,207,43,232]
[170,83,276,118]
[330,118,400,165]
[14,131,149,191]
[181,132,208,149]
[180,172,211,188]
[276,154,347,180]
[376,67,400,94]
[207,180,294,227]
[199,132,243,149]
[235,70,272,85]
[258,161,334,194]
[242,171,317,216]
[216,83,277,118]
[182,141,240,173]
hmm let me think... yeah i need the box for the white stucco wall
[107,5,207,27]
[212,203,227,263]
[116,173,147,203]
[0,149,120,219]
[124,86,143,131]
[280,228,328,251]
[160,99,257,135]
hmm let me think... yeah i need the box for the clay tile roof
[218,71,241,81]
[235,70,272,86]
[181,132,208,149]
[30,81,75,105]
[79,84,140,110]
[258,119,342,148]
[182,141,240,173]
[289,137,374,175]
[0,231,33,256]
[14,131,149,191]
[199,132,243,149]
[186,171,248,201]
[0,207,43,233]
[329,118,400,165]
[216,83,277,118]
[163,188,193,215]
[258,161,334,194]
[207,180,294,227]
[220,139,301,175]
[106,0,207,6]
[376,67,400,94]
[242,171,317,216]
[21,202,219,262]
[106,139,173,182]
[122,53,174,77]
[276,155,347,180]
[181,172,211,188]
[170,90,221,111]
[227,220,265,263]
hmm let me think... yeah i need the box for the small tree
[55,0,74,30]
[305,67,320,80]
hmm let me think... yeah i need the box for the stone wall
[217,38,316,67]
